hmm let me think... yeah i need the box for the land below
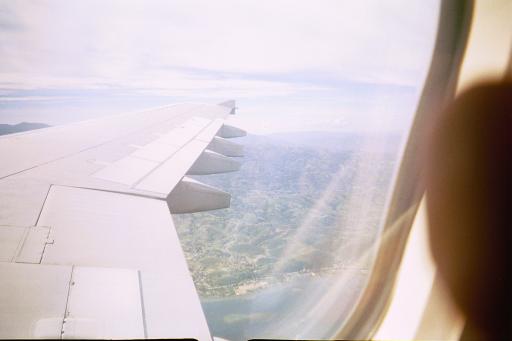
[174,131,400,297]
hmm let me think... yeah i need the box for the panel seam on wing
[129,118,224,190]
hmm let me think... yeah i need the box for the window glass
[171,2,440,340]
[0,1,440,340]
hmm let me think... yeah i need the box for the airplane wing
[0,101,246,340]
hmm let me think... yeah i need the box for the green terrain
[174,132,401,297]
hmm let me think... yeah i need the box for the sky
[0,0,439,134]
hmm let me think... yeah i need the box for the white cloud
[0,0,439,132]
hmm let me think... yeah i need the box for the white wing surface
[0,101,245,340]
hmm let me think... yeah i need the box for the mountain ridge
[241,131,403,153]
[0,122,50,136]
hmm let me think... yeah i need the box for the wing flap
[0,262,72,339]
[37,185,211,340]
[0,262,147,339]
[62,267,145,339]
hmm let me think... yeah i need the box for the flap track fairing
[216,124,246,138]
[167,177,230,214]
[207,137,244,157]
[187,150,240,175]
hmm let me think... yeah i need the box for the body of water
[201,272,367,341]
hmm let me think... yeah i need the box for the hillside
[0,122,50,136]
[174,132,400,297]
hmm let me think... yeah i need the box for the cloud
[0,0,439,131]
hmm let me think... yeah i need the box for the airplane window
[0,1,440,340]
[171,2,441,340]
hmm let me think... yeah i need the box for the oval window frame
[335,0,474,339]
